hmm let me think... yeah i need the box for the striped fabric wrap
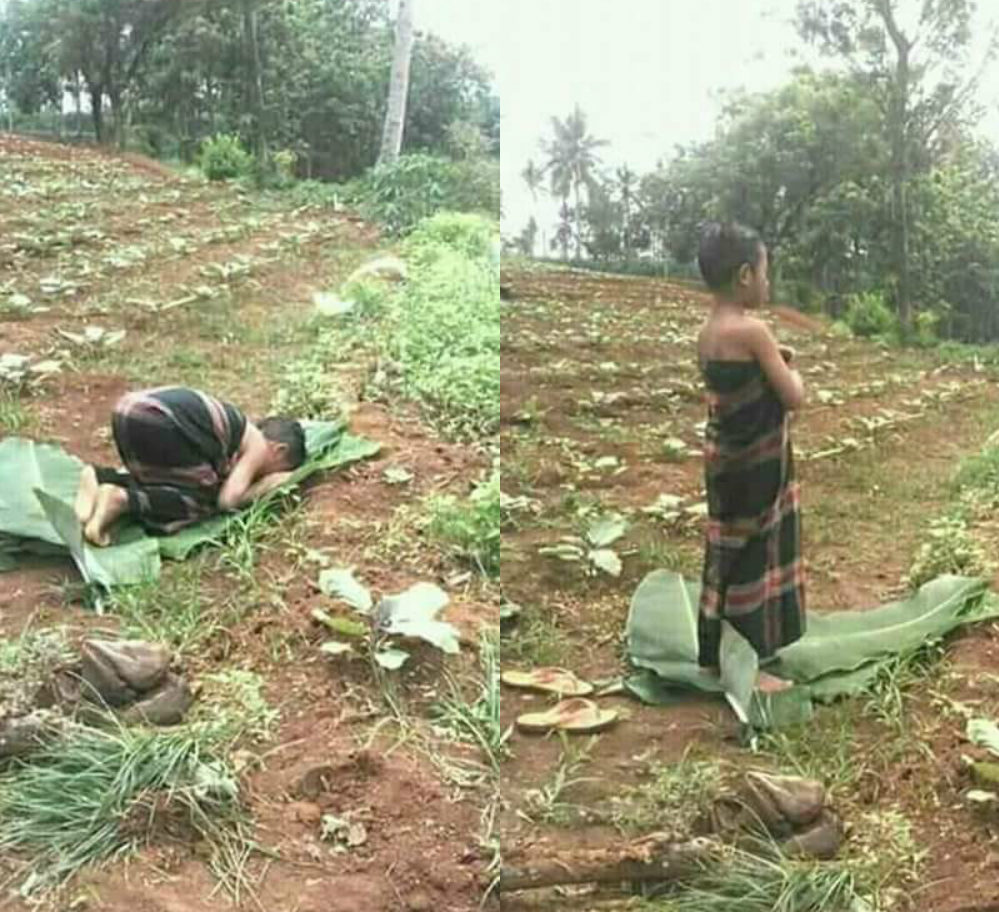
[697,361,806,667]
[96,387,247,534]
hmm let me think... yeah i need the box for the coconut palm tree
[542,105,607,259]
[615,165,637,260]
[521,158,545,256]
[378,0,415,165]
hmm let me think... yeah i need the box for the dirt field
[0,135,496,912]
[500,260,999,912]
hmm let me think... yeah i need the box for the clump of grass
[906,514,993,590]
[107,563,224,652]
[193,669,280,744]
[0,722,252,896]
[953,443,999,496]
[0,628,74,717]
[500,608,572,668]
[432,633,507,775]
[612,752,725,835]
[758,705,863,794]
[651,842,867,912]
[270,346,345,420]
[0,389,30,433]
[426,467,500,576]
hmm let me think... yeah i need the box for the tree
[241,0,267,161]
[614,165,637,259]
[795,0,997,325]
[517,216,538,256]
[378,0,414,165]
[542,105,607,259]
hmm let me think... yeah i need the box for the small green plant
[906,514,993,590]
[538,514,629,577]
[0,389,29,432]
[199,134,252,181]
[844,290,899,339]
[523,734,599,825]
[314,568,460,669]
[426,467,500,576]
[0,628,73,717]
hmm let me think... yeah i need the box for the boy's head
[697,221,769,307]
[259,417,307,472]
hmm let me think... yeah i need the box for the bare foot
[74,466,99,525]
[84,485,128,547]
[756,671,793,694]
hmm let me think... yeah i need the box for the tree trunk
[378,0,415,166]
[573,181,583,260]
[499,836,713,893]
[879,0,913,327]
[89,87,104,144]
[242,0,267,161]
[109,88,124,148]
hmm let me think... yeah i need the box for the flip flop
[515,698,618,734]
[501,667,594,697]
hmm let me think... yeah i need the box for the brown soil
[0,135,494,912]
[501,262,999,912]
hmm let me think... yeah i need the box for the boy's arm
[743,319,805,410]
[218,425,269,511]
[233,471,294,508]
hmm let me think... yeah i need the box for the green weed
[0,723,253,897]
[426,467,500,576]
[522,734,599,826]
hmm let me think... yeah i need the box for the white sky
[498,0,999,237]
[403,0,500,79]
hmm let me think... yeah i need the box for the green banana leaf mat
[0,421,379,590]
[625,570,999,730]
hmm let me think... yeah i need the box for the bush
[844,291,899,338]
[353,154,499,235]
[199,134,252,181]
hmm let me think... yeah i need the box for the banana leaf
[0,421,379,586]
[625,570,999,729]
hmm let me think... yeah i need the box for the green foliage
[353,154,500,235]
[369,213,499,438]
[426,467,500,576]
[199,134,252,181]
[271,345,344,420]
[844,290,899,338]
[611,754,724,835]
[0,724,250,894]
[906,515,993,590]
[194,670,279,743]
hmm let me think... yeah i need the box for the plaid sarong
[697,360,805,666]
[95,387,247,534]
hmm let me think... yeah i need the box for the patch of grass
[862,642,946,738]
[0,628,73,717]
[647,841,867,912]
[432,633,508,775]
[368,213,499,439]
[758,705,864,794]
[906,514,993,590]
[0,389,31,433]
[192,669,280,744]
[501,608,573,668]
[426,467,500,576]
[0,722,253,897]
[953,442,999,498]
[107,562,225,653]
[611,752,725,836]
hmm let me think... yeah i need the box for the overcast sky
[407,0,500,78]
[497,0,999,237]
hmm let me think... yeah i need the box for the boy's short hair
[259,416,307,468]
[697,221,765,291]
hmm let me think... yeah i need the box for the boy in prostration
[74,386,306,546]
